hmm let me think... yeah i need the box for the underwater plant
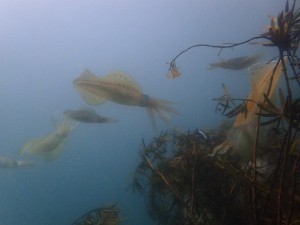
[133,1,300,225]
[131,129,263,225]
[132,123,300,225]
[166,62,181,79]
[71,203,122,225]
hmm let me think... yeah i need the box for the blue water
[0,1,287,224]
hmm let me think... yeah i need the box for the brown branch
[169,36,267,64]
[189,141,197,219]
[144,155,182,200]
[287,152,300,224]
[251,112,262,225]
[276,51,295,225]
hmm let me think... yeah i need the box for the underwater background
[0,0,292,224]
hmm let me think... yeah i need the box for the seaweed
[71,203,122,225]
[132,1,300,224]
[132,127,300,225]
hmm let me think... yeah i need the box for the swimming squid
[208,52,264,70]
[64,108,118,123]
[19,117,77,160]
[210,59,283,163]
[73,70,180,129]
[0,155,34,168]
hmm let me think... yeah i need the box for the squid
[208,52,264,70]
[73,70,180,129]
[0,155,34,168]
[64,108,118,123]
[210,59,283,162]
[19,117,77,160]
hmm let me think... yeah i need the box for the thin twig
[169,36,267,64]
[144,155,181,200]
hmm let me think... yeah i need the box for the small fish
[63,108,117,123]
[208,52,264,70]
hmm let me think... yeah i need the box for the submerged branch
[169,36,266,64]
